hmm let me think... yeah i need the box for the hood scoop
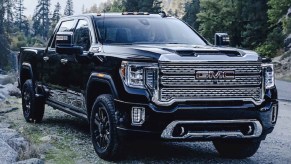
[174,50,244,57]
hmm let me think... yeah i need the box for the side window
[74,20,91,51]
[51,20,75,48]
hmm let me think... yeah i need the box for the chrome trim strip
[152,97,264,106]
[22,62,31,67]
[161,120,263,139]
[159,53,260,62]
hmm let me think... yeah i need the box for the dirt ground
[1,97,291,164]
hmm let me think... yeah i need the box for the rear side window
[74,20,91,51]
[51,20,76,48]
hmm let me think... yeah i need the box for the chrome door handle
[60,59,68,64]
[43,56,49,62]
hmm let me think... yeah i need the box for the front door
[65,19,93,112]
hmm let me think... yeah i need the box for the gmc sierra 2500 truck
[18,13,278,160]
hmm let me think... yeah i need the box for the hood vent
[175,50,243,57]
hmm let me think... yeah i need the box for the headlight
[262,63,275,89]
[120,61,158,89]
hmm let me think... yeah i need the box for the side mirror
[55,32,83,55]
[214,33,230,46]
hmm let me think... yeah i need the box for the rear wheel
[213,140,261,159]
[22,79,45,123]
[90,94,122,161]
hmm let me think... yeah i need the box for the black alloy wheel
[90,94,122,161]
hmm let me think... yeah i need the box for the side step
[46,100,87,121]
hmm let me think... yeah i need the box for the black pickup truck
[18,13,278,160]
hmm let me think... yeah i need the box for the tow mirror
[55,32,83,55]
[215,33,230,46]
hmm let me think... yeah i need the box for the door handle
[43,56,49,62]
[60,59,68,64]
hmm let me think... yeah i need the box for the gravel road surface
[276,80,291,101]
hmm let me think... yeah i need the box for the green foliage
[283,17,291,34]
[32,0,51,39]
[110,0,124,12]
[122,0,162,13]
[268,0,291,25]
[197,0,269,49]
[197,0,235,44]
[255,27,284,57]
[182,0,200,30]
[14,0,29,35]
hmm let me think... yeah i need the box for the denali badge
[195,70,235,80]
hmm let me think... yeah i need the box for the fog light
[271,105,278,124]
[131,107,145,126]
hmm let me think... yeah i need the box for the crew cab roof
[61,12,168,20]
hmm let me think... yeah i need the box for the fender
[86,72,119,98]
[85,72,119,118]
[20,62,34,87]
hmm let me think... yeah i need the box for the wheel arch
[86,73,119,119]
[20,63,34,89]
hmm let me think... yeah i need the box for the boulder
[0,138,18,163]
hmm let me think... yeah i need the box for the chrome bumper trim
[161,120,263,139]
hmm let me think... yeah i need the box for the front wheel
[90,94,122,161]
[213,140,261,159]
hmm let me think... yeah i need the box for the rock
[7,137,30,157]
[38,143,54,154]
[0,82,21,100]
[39,135,63,143]
[15,158,44,164]
[0,107,18,114]
[0,123,11,128]
[0,138,18,163]
[0,128,19,142]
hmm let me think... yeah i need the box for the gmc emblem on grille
[195,70,235,80]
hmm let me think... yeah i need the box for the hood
[102,44,261,62]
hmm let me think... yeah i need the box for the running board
[46,100,87,121]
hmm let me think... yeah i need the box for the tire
[90,94,122,161]
[21,79,45,123]
[213,140,261,159]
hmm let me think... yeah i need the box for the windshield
[95,17,207,45]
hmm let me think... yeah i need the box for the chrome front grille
[161,75,261,86]
[157,62,263,105]
[160,87,262,101]
[160,63,262,75]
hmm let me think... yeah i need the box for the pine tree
[122,0,162,13]
[14,0,29,34]
[0,0,6,35]
[4,0,14,33]
[64,0,74,16]
[32,0,51,39]
[0,0,12,70]
[182,0,200,30]
[52,2,61,26]
[197,0,268,48]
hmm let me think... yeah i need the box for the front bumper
[115,99,278,141]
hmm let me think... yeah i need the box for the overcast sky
[23,0,106,17]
